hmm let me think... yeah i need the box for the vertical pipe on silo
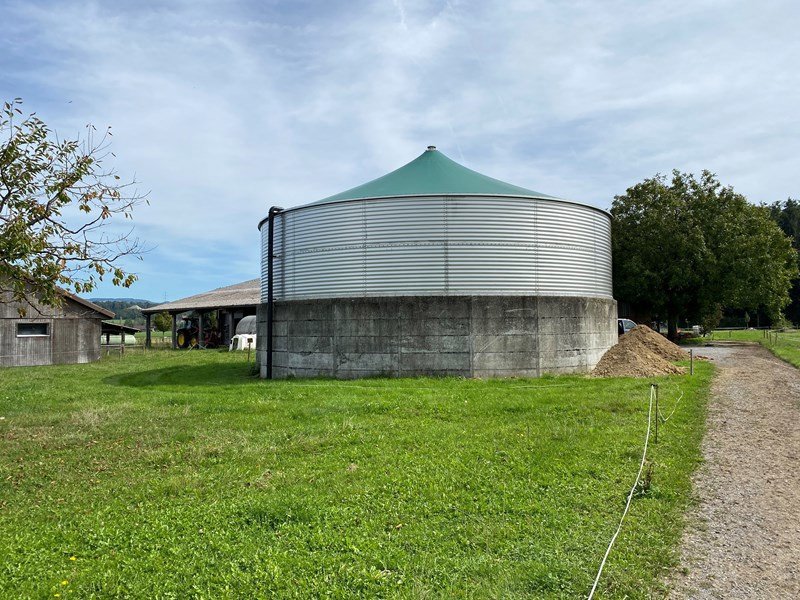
[266,206,284,379]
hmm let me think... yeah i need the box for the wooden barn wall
[0,291,103,367]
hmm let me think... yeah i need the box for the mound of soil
[592,325,687,377]
[623,325,689,361]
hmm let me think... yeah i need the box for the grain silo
[257,146,616,379]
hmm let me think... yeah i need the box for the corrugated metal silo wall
[260,196,612,302]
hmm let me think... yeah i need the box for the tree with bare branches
[0,99,147,315]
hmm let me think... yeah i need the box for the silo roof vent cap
[426,145,436,151]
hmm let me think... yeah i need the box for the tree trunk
[667,313,679,341]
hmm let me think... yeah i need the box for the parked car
[618,318,636,335]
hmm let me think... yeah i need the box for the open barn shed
[141,280,259,349]
[0,289,114,367]
[257,146,617,379]
[101,321,142,345]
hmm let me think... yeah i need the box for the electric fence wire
[587,384,655,600]
[658,391,685,423]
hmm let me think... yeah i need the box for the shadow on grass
[104,363,258,388]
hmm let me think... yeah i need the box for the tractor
[175,314,221,349]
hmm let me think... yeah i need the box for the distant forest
[89,299,159,327]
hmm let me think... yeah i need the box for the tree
[699,303,723,336]
[769,198,800,325]
[153,311,172,332]
[0,99,146,315]
[612,170,797,339]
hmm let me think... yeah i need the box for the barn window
[16,323,49,337]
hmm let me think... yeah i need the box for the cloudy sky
[2,0,798,302]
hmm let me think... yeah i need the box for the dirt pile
[592,325,687,377]
[623,325,689,361]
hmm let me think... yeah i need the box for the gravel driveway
[668,343,800,598]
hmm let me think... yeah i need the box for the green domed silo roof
[310,146,559,205]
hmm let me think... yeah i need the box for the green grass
[133,330,170,344]
[0,352,712,598]
[710,329,800,368]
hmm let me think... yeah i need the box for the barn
[141,279,259,348]
[257,146,617,379]
[0,289,114,367]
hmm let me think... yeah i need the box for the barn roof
[62,290,115,318]
[101,321,142,335]
[141,279,260,314]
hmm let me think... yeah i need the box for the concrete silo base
[257,296,617,379]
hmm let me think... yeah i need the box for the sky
[2,0,798,302]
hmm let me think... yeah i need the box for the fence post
[690,349,694,375]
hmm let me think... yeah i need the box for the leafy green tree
[699,303,723,335]
[153,311,172,332]
[612,171,797,339]
[770,198,800,247]
[769,198,800,324]
[0,99,146,314]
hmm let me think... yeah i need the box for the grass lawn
[133,331,170,345]
[710,329,800,368]
[0,352,711,598]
